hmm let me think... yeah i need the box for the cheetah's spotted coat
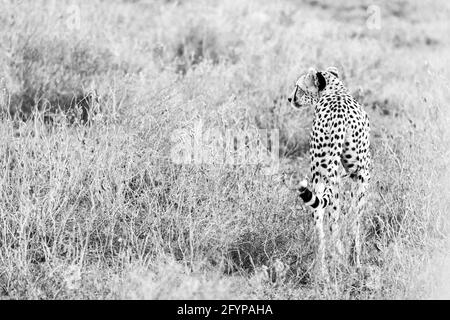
[288,66,371,275]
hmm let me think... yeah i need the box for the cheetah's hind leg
[349,176,368,269]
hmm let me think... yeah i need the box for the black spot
[311,197,320,208]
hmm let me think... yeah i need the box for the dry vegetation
[0,0,449,299]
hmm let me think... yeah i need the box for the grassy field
[0,0,449,299]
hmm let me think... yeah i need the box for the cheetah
[287,66,371,275]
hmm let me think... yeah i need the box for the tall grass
[0,0,449,299]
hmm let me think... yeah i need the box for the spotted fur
[288,66,371,273]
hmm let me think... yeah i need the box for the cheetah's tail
[298,180,329,209]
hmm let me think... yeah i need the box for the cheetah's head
[288,66,340,109]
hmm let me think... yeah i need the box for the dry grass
[0,0,449,299]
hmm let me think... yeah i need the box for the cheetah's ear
[316,72,326,91]
[306,67,326,91]
[326,66,339,78]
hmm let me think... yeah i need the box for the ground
[0,0,449,299]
